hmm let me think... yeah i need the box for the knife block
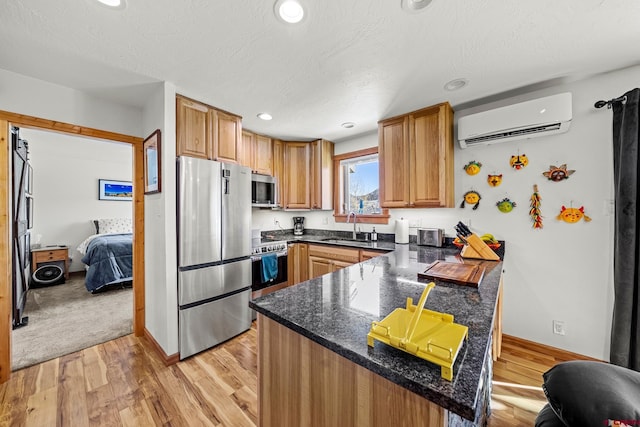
[460,234,500,261]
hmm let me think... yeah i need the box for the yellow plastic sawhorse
[367,282,468,381]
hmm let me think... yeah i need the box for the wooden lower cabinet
[359,249,388,262]
[308,255,333,279]
[258,314,447,427]
[288,243,308,285]
[307,244,360,280]
[289,244,391,285]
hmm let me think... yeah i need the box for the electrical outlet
[603,199,615,216]
[409,219,420,228]
[552,320,566,336]
[273,218,278,225]
[322,217,328,225]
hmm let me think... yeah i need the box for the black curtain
[610,88,640,370]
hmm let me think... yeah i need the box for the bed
[77,218,133,293]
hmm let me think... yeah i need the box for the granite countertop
[249,238,504,421]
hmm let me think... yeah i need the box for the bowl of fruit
[453,233,501,250]
[481,233,501,250]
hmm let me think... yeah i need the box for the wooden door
[379,116,410,208]
[308,256,332,279]
[310,139,334,210]
[254,135,273,175]
[298,243,308,282]
[176,96,211,159]
[240,130,255,170]
[359,249,387,262]
[213,110,241,163]
[331,260,353,272]
[283,142,311,209]
[289,243,309,284]
[410,103,454,207]
[273,140,284,207]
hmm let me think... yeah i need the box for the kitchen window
[333,147,390,224]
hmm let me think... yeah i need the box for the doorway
[11,127,135,369]
[0,112,145,384]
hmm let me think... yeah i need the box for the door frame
[0,110,146,384]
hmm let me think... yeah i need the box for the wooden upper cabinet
[254,134,273,175]
[240,130,254,169]
[176,96,211,159]
[213,110,242,163]
[379,116,410,208]
[240,130,272,175]
[273,139,284,207]
[410,103,454,207]
[176,95,243,163]
[283,142,312,209]
[379,102,454,208]
[310,139,334,210]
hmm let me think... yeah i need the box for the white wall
[142,82,179,356]
[21,128,132,272]
[0,68,142,137]
[252,65,640,360]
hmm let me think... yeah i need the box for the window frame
[333,147,390,224]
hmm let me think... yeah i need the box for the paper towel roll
[395,218,409,244]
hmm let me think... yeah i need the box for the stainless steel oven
[251,240,288,296]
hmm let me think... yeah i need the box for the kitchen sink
[320,238,372,247]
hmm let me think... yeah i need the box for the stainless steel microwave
[251,173,278,208]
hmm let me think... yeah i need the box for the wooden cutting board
[418,260,485,287]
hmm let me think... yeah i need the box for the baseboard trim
[503,334,602,362]
[144,328,180,366]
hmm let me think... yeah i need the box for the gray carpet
[11,274,133,371]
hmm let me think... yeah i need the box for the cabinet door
[176,96,211,159]
[283,142,311,209]
[273,140,284,207]
[240,130,255,170]
[254,135,273,175]
[379,116,410,208]
[410,103,454,207]
[299,243,308,282]
[310,139,334,210]
[308,255,332,280]
[213,110,242,163]
[331,260,353,272]
[288,243,309,285]
[359,249,388,262]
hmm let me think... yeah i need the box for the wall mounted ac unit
[458,92,572,149]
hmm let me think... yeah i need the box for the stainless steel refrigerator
[177,156,252,359]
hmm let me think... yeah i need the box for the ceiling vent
[458,92,572,149]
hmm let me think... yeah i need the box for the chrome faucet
[346,211,357,239]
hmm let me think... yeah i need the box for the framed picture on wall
[99,179,133,201]
[144,129,161,195]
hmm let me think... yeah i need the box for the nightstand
[32,246,69,280]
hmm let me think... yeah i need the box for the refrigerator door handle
[224,177,229,195]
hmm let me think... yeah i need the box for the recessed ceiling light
[341,122,355,129]
[401,0,433,13]
[274,0,305,24]
[95,0,126,9]
[257,113,273,121]
[444,78,469,91]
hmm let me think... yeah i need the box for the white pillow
[97,218,132,234]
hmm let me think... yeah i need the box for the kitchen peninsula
[250,242,503,427]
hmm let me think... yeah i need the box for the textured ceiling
[1,0,639,141]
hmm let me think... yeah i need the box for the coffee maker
[293,217,305,236]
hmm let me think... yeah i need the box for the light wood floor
[1,323,578,427]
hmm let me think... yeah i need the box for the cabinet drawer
[308,244,360,264]
[33,249,67,263]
